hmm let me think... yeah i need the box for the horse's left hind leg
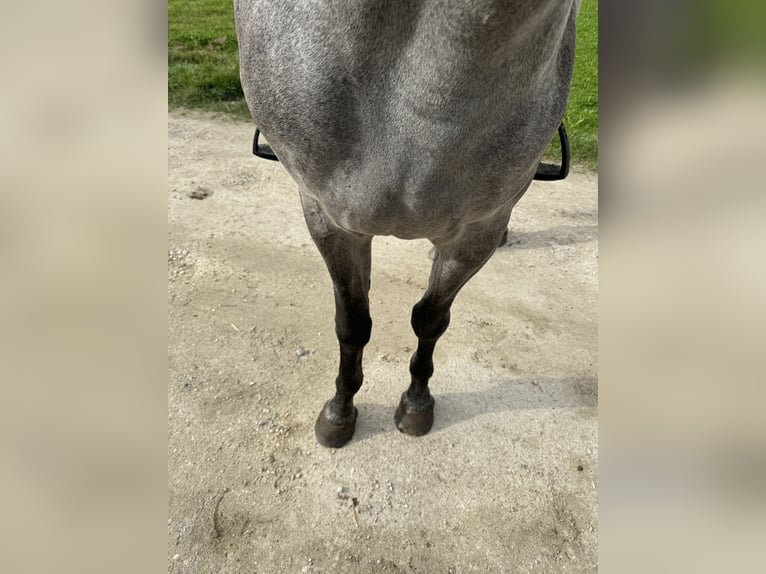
[396,205,513,436]
[300,194,373,448]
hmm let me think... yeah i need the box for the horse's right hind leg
[396,206,513,435]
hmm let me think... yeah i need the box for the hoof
[315,401,358,448]
[394,392,435,436]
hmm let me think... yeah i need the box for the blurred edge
[601,1,766,573]
[0,2,167,574]
[1,1,765,573]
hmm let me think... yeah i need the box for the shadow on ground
[500,225,598,250]
[352,376,597,442]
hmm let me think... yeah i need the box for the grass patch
[168,0,250,117]
[168,0,598,167]
[547,0,599,168]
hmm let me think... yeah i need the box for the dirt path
[168,111,598,573]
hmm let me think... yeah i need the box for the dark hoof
[315,402,358,448]
[394,392,435,436]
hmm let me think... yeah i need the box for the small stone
[173,554,180,561]
[296,347,308,357]
[188,186,212,200]
[337,486,349,499]
[577,465,584,471]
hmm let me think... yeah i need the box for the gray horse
[235,0,580,447]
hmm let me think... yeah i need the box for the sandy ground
[168,110,598,573]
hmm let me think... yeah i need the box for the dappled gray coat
[234,0,581,447]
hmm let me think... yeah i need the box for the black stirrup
[252,127,279,161]
[534,123,570,181]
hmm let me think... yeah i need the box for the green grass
[168,0,250,116]
[550,0,599,168]
[168,0,598,167]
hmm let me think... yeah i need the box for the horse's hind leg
[300,194,373,448]
[396,206,513,435]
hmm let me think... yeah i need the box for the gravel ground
[168,110,598,573]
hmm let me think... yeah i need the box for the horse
[234,0,580,447]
